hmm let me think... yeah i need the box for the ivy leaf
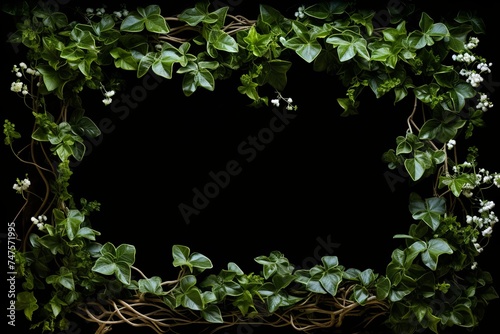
[243,26,273,57]
[172,245,213,273]
[182,288,204,310]
[447,82,476,112]
[138,276,165,295]
[92,242,136,285]
[281,21,322,63]
[70,114,101,139]
[353,285,370,305]
[46,267,75,291]
[326,30,370,62]
[259,60,292,91]
[303,1,349,19]
[404,150,433,181]
[110,47,138,70]
[137,52,156,78]
[70,26,97,50]
[178,2,218,26]
[16,291,39,321]
[208,29,238,53]
[201,304,223,323]
[177,61,218,96]
[153,42,191,79]
[438,173,475,197]
[36,64,65,94]
[63,209,85,241]
[455,11,486,34]
[46,294,67,318]
[120,5,169,33]
[408,194,446,231]
[420,238,453,270]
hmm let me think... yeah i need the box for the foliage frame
[3,1,499,333]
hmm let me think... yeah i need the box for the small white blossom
[11,81,24,93]
[464,37,479,50]
[446,139,456,150]
[295,5,305,19]
[271,91,298,110]
[100,83,115,106]
[104,90,115,98]
[452,52,476,64]
[474,242,483,253]
[482,226,493,237]
[13,177,31,194]
[476,93,494,112]
[477,62,492,73]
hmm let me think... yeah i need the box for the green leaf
[243,26,273,57]
[120,5,169,33]
[71,116,101,139]
[46,267,75,291]
[138,276,165,295]
[46,294,67,318]
[189,252,213,271]
[260,60,292,91]
[172,245,212,272]
[70,26,97,51]
[353,285,370,305]
[320,272,342,296]
[420,238,453,270]
[201,304,223,323]
[281,36,322,63]
[280,21,322,63]
[110,47,138,70]
[438,173,475,197]
[408,194,446,231]
[182,288,204,310]
[304,2,349,19]
[16,291,39,321]
[375,276,391,300]
[36,64,65,93]
[178,2,218,26]
[137,52,156,78]
[208,29,238,53]
[92,242,136,284]
[326,31,370,62]
[63,209,85,241]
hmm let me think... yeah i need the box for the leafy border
[4,1,499,333]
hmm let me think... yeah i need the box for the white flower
[465,37,479,50]
[476,93,494,111]
[474,242,483,253]
[11,81,23,93]
[477,62,492,73]
[13,177,31,194]
[102,97,112,106]
[295,5,305,19]
[482,226,493,237]
[271,98,280,107]
[446,139,456,150]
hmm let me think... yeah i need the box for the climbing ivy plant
[3,1,499,333]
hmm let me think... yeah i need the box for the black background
[2,1,499,333]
